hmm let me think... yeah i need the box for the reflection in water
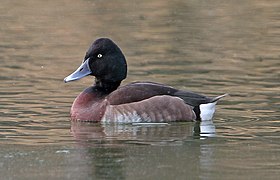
[71,121,215,143]
[193,121,216,138]
[199,143,216,179]
[70,146,126,179]
[70,122,217,179]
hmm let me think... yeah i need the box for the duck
[64,38,227,123]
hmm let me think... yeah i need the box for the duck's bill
[64,58,92,83]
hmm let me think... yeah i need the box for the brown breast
[70,88,108,122]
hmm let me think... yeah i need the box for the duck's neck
[94,78,121,94]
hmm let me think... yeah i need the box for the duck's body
[64,38,227,123]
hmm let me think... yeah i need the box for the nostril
[79,68,84,72]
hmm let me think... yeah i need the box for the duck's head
[64,38,127,87]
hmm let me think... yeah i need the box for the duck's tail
[196,94,228,121]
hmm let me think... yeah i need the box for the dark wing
[107,81,215,107]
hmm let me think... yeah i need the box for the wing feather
[102,95,196,123]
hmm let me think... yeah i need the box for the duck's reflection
[69,121,217,179]
[193,120,216,138]
[71,120,216,142]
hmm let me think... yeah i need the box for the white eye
[97,54,103,58]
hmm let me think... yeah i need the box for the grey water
[0,0,279,179]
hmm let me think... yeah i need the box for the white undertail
[199,94,228,121]
[199,102,217,121]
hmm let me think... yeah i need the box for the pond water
[0,0,279,179]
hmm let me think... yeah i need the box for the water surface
[0,0,279,179]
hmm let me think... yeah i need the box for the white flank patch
[116,111,142,123]
[199,102,217,121]
[101,109,143,123]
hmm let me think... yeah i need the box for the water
[0,0,279,179]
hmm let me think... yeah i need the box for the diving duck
[64,38,227,123]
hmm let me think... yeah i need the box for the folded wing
[102,95,196,123]
[107,81,215,106]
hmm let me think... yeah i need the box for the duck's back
[107,81,213,106]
